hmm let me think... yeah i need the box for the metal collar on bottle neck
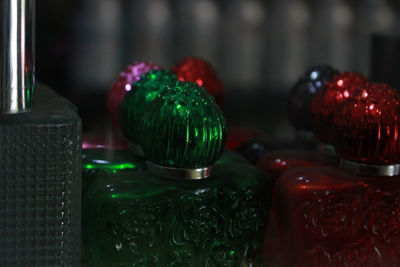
[148,162,213,180]
[0,0,35,114]
[340,159,400,177]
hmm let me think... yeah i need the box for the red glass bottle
[256,66,342,180]
[257,150,337,183]
[237,137,314,165]
[264,84,400,266]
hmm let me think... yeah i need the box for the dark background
[35,0,400,137]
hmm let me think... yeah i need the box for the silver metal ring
[148,162,212,180]
[340,159,400,177]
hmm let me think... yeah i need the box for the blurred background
[36,0,400,135]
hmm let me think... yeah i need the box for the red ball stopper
[333,83,400,165]
[310,72,369,144]
[171,57,225,108]
[107,61,162,129]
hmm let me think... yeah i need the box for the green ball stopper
[141,81,227,168]
[120,70,178,145]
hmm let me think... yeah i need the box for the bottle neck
[296,130,317,144]
[129,143,145,158]
[148,162,213,180]
[316,143,336,157]
[340,159,400,177]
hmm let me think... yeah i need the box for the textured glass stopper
[171,57,225,108]
[333,83,400,164]
[287,65,339,131]
[141,81,227,168]
[107,61,162,128]
[119,70,178,144]
[310,72,369,144]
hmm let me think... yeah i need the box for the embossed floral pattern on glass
[83,163,271,267]
[84,79,272,266]
[264,166,400,266]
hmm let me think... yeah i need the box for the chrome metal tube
[0,0,35,114]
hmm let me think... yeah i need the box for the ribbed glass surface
[141,82,226,168]
[120,70,178,145]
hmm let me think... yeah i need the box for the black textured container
[0,85,82,266]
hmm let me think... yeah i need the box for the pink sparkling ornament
[107,61,162,129]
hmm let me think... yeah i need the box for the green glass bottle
[82,73,244,196]
[83,83,272,266]
[216,150,248,165]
